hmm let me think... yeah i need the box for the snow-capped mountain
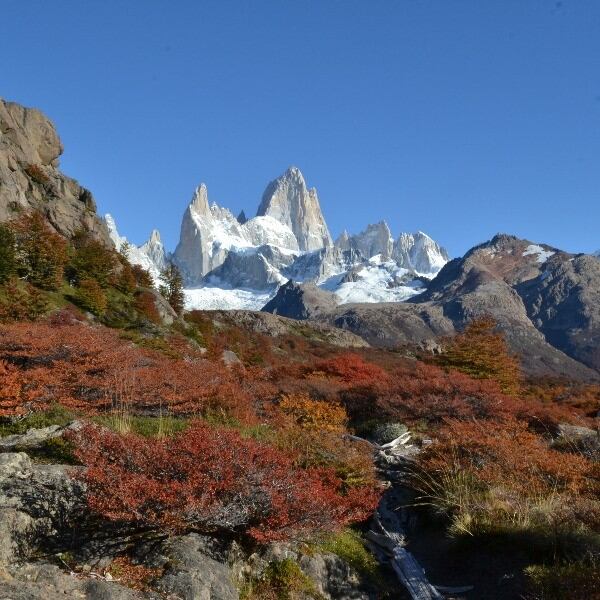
[104,214,167,283]
[107,167,450,310]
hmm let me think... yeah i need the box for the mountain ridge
[108,165,450,310]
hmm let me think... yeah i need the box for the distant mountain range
[106,166,450,309]
[3,96,600,380]
[264,235,600,380]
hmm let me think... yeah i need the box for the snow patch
[328,260,424,304]
[523,244,555,264]
[184,286,276,311]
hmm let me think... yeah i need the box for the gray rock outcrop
[339,221,394,260]
[262,280,338,320]
[173,184,245,284]
[0,99,111,245]
[207,244,295,290]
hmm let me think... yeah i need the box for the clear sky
[2,1,599,257]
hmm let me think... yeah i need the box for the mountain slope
[162,167,450,309]
[315,235,600,379]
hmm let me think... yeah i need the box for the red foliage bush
[0,359,29,416]
[71,422,380,542]
[314,353,389,386]
[0,316,253,420]
[420,418,593,497]
[340,360,577,431]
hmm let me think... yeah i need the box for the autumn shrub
[314,353,389,386]
[114,261,137,295]
[11,212,68,290]
[131,264,154,288]
[278,393,347,433]
[71,422,380,543]
[76,277,108,315]
[340,360,573,432]
[0,278,49,322]
[0,359,28,416]
[133,290,161,324]
[0,318,254,420]
[435,317,522,395]
[412,418,599,557]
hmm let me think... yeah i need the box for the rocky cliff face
[256,166,333,251]
[338,221,394,260]
[0,99,111,245]
[173,183,301,287]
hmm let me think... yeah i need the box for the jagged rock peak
[393,231,449,274]
[148,229,162,244]
[237,209,248,224]
[190,183,210,215]
[103,214,166,281]
[257,166,333,252]
[353,221,394,259]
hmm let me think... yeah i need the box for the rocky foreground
[0,428,384,600]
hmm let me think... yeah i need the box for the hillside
[265,235,600,381]
[0,99,599,600]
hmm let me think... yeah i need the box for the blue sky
[2,1,599,257]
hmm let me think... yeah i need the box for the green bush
[0,224,16,283]
[525,560,600,599]
[241,558,321,600]
[0,405,77,437]
[76,277,107,315]
[316,529,381,581]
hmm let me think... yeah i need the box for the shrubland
[0,210,598,597]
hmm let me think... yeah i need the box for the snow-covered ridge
[107,166,450,310]
[104,214,167,283]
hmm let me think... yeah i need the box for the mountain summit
[257,166,333,251]
[109,166,449,310]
